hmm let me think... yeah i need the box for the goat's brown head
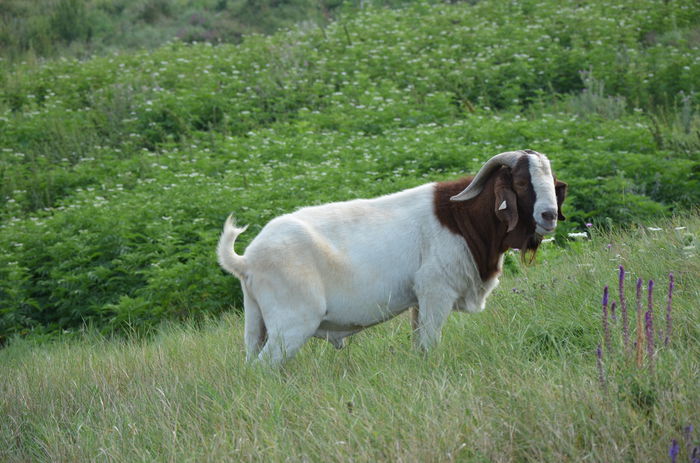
[451,150,567,259]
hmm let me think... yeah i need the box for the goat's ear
[494,176,518,233]
[555,180,567,221]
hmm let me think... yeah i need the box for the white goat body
[217,150,562,364]
[218,183,498,363]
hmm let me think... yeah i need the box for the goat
[217,150,567,364]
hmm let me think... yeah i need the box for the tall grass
[2,214,698,462]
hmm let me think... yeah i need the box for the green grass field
[2,215,698,461]
[2,1,700,459]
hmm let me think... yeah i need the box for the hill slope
[0,0,349,62]
[1,0,699,339]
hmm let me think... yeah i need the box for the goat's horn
[450,151,525,201]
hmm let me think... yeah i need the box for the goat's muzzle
[535,208,558,235]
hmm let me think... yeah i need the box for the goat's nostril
[542,210,556,222]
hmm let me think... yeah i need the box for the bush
[1,0,699,340]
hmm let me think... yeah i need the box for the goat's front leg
[414,301,453,351]
[413,277,456,351]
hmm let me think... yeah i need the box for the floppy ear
[555,180,567,221]
[494,173,518,233]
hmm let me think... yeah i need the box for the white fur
[527,153,558,235]
[218,183,500,365]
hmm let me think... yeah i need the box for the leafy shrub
[1,0,699,340]
[50,0,93,44]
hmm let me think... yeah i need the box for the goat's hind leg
[242,284,266,362]
[253,281,325,365]
[257,311,323,365]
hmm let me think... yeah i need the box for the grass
[1,1,698,459]
[2,214,698,462]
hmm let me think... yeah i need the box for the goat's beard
[520,233,542,265]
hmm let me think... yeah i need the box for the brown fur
[434,157,566,281]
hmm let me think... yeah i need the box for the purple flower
[669,439,679,463]
[636,278,643,313]
[586,222,593,228]
[610,301,617,322]
[619,266,629,351]
[635,278,644,367]
[665,273,674,346]
[645,309,654,370]
[668,439,680,463]
[603,285,609,307]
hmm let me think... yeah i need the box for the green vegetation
[1,2,699,459]
[0,0,342,62]
[1,216,698,461]
[1,0,699,341]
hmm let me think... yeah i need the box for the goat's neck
[433,178,507,282]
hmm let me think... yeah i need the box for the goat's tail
[217,214,248,279]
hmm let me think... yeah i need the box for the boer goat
[218,150,567,364]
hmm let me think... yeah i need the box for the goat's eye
[515,181,528,189]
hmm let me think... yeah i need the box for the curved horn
[450,151,525,201]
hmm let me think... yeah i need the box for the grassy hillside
[0,0,351,62]
[1,0,700,340]
[1,215,698,461]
